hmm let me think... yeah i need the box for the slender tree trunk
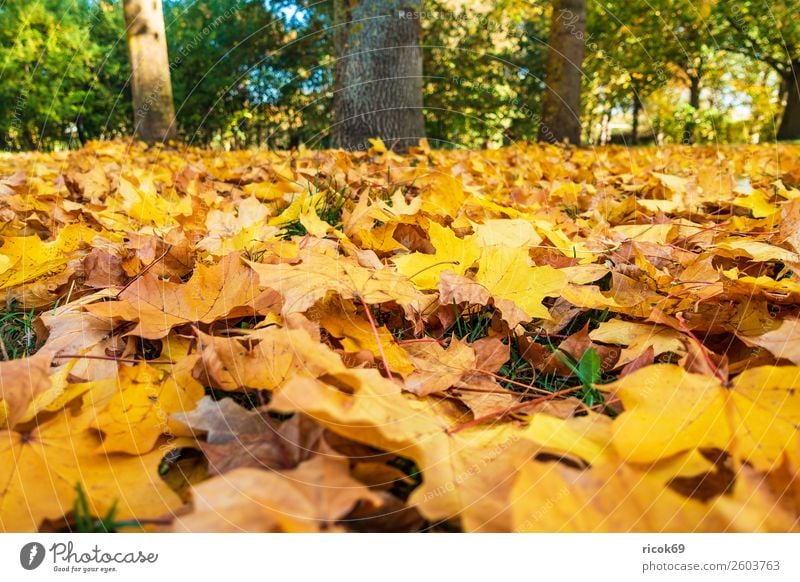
[682,75,700,144]
[123,0,177,144]
[332,0,425,152]
[538,0,587,145]
[631,91,642,145]
[778,63,800,141]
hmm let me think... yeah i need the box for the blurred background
[0,0,796,151]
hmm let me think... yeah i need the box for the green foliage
[0,0,131,150]
[422,0,548,148]
[72,484,122,533]
[165,0,333,148]
[553,347,605,408]
[1,0,799,150]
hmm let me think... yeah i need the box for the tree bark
[682,75,700,144]
[778,63,800,141]
[123,0,177,144]
[538,0,586,145]
[332,0,425,152]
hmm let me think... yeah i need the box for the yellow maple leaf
[475,245,567,321]
[91,364,203,454]
[393,222,480,289]
[589,319,686,365]
[0,224,97,289]
[247,248,424,315]
[0,411,183,532]
[320,312,414,376]
[607,364,800,469]
[86,253,270,339]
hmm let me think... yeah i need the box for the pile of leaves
[1,139,799,532]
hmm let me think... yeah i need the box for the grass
[449,303,495,342]
[498,337,536,393]
[560,307,611,337]
[551,347,605,408]
[72,484,126,533]
[279,179,349,239]
[0,302,37,360]
[443,303,610,407]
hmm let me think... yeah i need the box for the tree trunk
[631,91,642,145]
[538,0,587,145]
[682,75,700,144]
[123,0,176,144]
[332,0,425,152]
[777,63,800,141]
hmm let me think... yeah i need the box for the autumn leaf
[171,395,273,446]
[247,247,424,315]
[0,411,183,532]
[200,414,324,475]
[403,337,475,396]
[474,246,567,321]
[511,458,798,532]
[86,253,274,340]
[392,221,480,289]
[192,324,347,391]
[607,364,800,469]
[0,352,53,428]
[589,319,685,365]
[320,310,414,376]
[90,363,203,454]
[738,318,800,365]
[173,450,381,532]
[0,224,97,290]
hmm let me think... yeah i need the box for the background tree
[332,0,425,152]
[422,0,548,148]
[584,0,668,144]
[123,0,177,143]
[717,0,800,140]
[539,0,587,145]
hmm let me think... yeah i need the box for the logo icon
[20,542,46,570]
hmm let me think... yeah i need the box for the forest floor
[0,140,799,532]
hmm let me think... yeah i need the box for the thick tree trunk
[777,63,800,141]
[332,0,425,152]
[538,0,586,145]
[123,0,176,144]
[682,75,700,144]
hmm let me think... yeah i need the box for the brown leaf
[83,248,126,288]
[471,337,510,373]
[344,491,425,532]
[201,414,324,475]
[86,253,267,340]
[171,396,270,444]
[0,352,52,428]
[620,345,655,377]
[403,338,475,396]
[174,450,381,532]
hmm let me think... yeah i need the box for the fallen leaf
[174,451,380,532]
[86,253,271,339]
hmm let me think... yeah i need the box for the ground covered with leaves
[1,140,799,532]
